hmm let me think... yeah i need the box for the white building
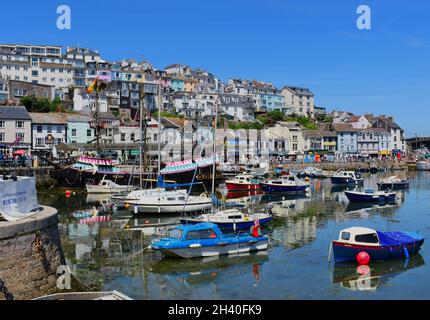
[0,44,74,93]
[29,112,68,157]
[281,86,315,117]
[357,128,390,157]
[265,121,306,159]
[73,88,108,113]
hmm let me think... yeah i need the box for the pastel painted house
[66,113,94,144]
[0,106,32,155]
[332,123,358,154]
[171,78,185,92]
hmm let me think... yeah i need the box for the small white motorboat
[180,208,272,230]
[377,176,409,190]
[86,178,136,194]
[124,189,212,214]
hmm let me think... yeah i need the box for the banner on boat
[0,177,40,221]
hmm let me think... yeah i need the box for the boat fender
[217,242,228,246]
[189,243,202,248]
[403,246,410,259]
[248,239,258,244]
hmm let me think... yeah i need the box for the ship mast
[139,83,147,190]
[211,98,219,213]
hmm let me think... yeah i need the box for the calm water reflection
[38,171,430,299]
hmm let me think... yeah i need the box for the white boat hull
[127,201,212,214]
[86,185,135,194]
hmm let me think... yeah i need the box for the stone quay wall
[0,207,65,300]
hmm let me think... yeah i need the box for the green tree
[20,95,63,113]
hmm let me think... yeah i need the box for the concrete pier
[0,206,65,300]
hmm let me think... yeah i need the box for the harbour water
[37,171,430,300]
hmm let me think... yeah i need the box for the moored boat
[331,227,424,262]
[50,156,132,189]
[344,190,396,203]
[86,177,136,194]
[180,209,272,230]
[330,170,364,185]
[377,176,409,190]
[225,174,261,191]
[124,189,212,214]
[417,160,430,171]
[259,174,308,193]
[150,222,269,259]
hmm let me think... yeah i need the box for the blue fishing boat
[150,222,269,259]
[259,175,308,193]
[180,209,272,230]
[344,190,396,203]
[331,227,424,262]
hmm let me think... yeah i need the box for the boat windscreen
[169,229,183,240]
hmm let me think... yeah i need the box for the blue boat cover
[377,231,422,247]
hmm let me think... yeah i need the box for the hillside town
[0,44,406,164]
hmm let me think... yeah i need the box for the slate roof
[29,112,67,124]
[0,106,31,120]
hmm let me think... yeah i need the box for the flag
[254,216,260,228]
[13,136,22,145]
[86,77,98,94]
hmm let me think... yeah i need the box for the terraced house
[0,105,32,155]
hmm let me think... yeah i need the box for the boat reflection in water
[150,251,269,285]
[344,202,399,214]
[269,194,311,218]
[225,189,262,200]
[331,254,425,291]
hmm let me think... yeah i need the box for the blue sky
[1,0,429,136]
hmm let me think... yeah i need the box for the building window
[0,121,4,128]
[57,126,63,133]
[16,133,24,140]
[37,125,43,133]
[130,133,135,141]
[121,133,126,142]
[15,121,24,128]
[55,138,62,145]
[14,89,27,97]
[292,144,298,151]
[0,133,4,142]
[36,138,44,146]
[87,129,92,137]
[47,125,52,133]
[32,70,38,77]
[72,129,77,136]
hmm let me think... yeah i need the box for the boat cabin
[233,174,259,184]
[169,223,224,241]
[336,227,380,247]
[336,171,360,179]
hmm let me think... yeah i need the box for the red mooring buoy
[356,251,370,265]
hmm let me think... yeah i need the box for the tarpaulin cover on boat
[0,177,40,221]
[377,231,422,247]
